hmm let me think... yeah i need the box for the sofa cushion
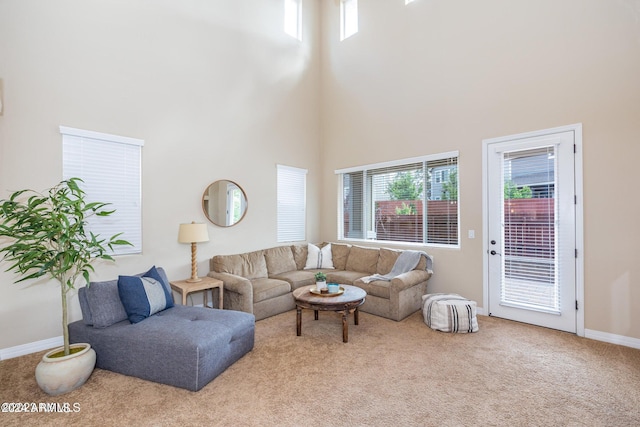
[270,270,316,290]
[326,270,369,285]
[264,246,297,276]
[251,278,291,303]
[331,243,352,270]
[377,248,402,275]
[81,266,173,328]
[213,250,268,279]
[78,287,94,326]
[355,278,391,299]
[291,244,308,270]
[144,266,174,308]
[345,245,380,274]
[118,275,173,323]
[304,243,335,269]
[83,278,128,328]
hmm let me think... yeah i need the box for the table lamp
[178,222,209,282]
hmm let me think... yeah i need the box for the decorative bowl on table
[310,285,344,296]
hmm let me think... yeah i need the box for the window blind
[426,156,458,245]
[61,126,143,255]
[337,152,459,246]
[501,145,559,312]
[277,164,307,242]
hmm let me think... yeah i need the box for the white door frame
[482,123,584,336]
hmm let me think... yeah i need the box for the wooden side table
[170,276,224,309]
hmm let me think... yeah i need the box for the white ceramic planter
[316,281,327,291]
[35,343,96,396]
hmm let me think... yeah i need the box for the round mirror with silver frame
[202,180,248,227]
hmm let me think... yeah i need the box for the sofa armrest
[207,272,253,314]
[390,270,432,292]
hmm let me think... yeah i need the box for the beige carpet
[1,310,639,426]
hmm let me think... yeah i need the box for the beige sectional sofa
[207,243,433,321]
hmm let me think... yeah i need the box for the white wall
[0,0,321,350]
[319,0,640,340]
[2,0,639,352]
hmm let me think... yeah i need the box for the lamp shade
[178,222,209,243]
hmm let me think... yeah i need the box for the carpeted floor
[1,309,639,426]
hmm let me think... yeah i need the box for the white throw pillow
[304,243,335,270]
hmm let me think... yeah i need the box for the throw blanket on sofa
[361,250,432,283]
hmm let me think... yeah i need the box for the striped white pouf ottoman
[422,293,479,333]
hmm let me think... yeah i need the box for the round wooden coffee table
[293,284,366,343]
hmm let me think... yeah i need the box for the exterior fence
[344,199,554,253]
[374,200,457,244]
[504,198,555,259]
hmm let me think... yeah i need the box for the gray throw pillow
[84,278,129,328]
[82,266,172,328]
[78,286,94,326]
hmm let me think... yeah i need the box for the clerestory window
[284,0,302,41]
[340,0,358,41]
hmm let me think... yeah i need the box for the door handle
[490,250,501,256]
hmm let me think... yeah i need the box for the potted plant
[314,271,327,291]
[0,178,130,395]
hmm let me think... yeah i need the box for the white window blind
[336,152,459,246]
[277,164,307,242]
[61,126,143,255]
[425,156,458,245]
[502,146,560,312]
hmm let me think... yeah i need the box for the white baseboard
[0,336,63,361]
[2,325,639,359]
[585,329,640,350]
[476,308,639,350]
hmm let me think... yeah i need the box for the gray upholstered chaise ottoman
[68,267,255,391]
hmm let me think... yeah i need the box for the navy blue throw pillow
[118,275,172,324]
[144,266,174,309]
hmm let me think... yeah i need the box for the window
[277,164,307,242]
[284,0,302,41]
[226,183,246,225]
[336,152,459,246]
[61,126,143,255]
[340,0,358,41]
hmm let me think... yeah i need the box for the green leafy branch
[0,178,131,355]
